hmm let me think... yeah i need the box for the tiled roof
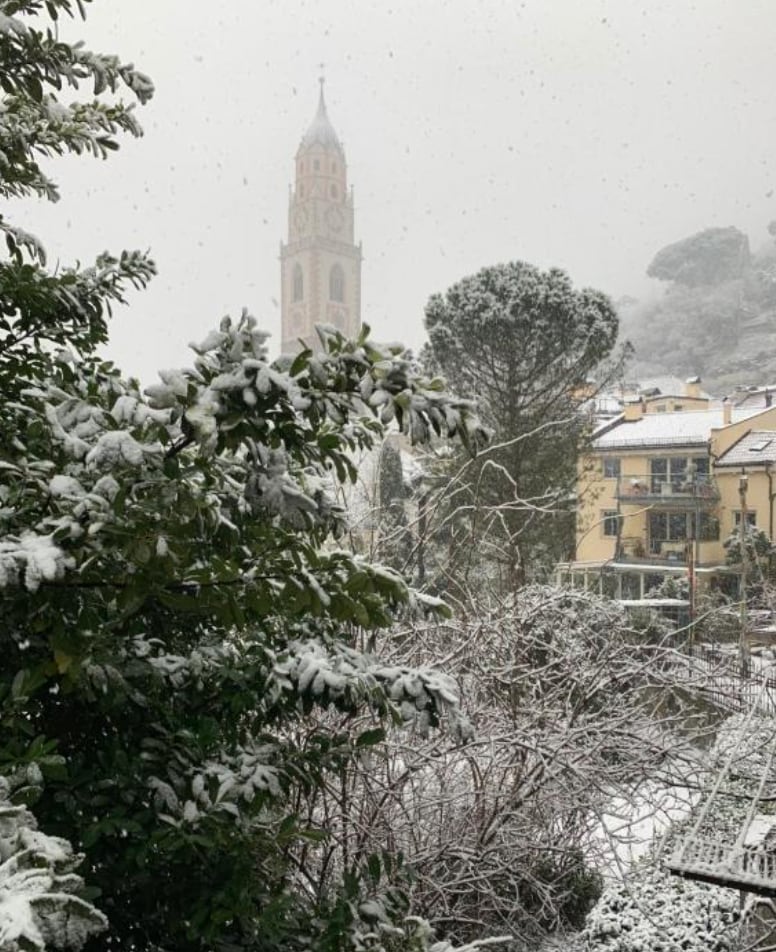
[716,430,776,467]
[594,407,764,450]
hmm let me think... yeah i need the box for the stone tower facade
[280,81,362,354]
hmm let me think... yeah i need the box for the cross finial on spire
[316,68,327,114]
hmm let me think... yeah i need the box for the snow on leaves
[583,867,739,952]
[148,743,281,830]
[0,531,73,590]
[0,787,107,950]
[0,0,153,204]
[274,638,473,741]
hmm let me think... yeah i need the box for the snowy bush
[583,867,738,952]
[290,586,720,947]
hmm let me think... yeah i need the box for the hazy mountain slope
[620,224,776,393]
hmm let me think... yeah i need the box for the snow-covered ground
[592,779,701,875]
[578,713,776,951]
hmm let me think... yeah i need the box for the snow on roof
[594,406,765,450]
[298,82,344,155]
[733,385,776,407]
[623,375,713,400]
[716,429,776,467]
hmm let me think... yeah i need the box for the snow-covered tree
[422,262,628,590]
[0,3,499,950]
[724,524,775,572]
[647,227,751,287]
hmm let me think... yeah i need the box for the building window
[648,456,708,493]
[330,184,338,198]
[331,161,337,172]
[314,159,320,171]
[699,513,720,541]
[649,510,690,553]
[734,511,757,528]
[649,511,719,547]
[329,263,344,303]
[602,510,621,537]
[292,263,303,302]
[603,457,620,478]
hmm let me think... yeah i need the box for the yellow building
[280,80,362,355]
[559,381,776,601]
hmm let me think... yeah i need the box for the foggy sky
[17,0,776,383]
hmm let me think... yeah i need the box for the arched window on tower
[329,263,344,303]
[293,263,304,302]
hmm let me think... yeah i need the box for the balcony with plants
[615,473,719,508]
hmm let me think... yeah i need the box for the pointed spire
[318,72,326,111]
[299,77,343,155]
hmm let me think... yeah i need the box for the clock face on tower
[324,206,345,235]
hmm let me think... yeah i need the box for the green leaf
[26,75,43,103]
[367,852,381,883]
[355,728,385,749]
[11,669,28,700]
[289,349,310,376]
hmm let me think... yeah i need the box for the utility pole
[739,472,750,676]
[687,461,698,647]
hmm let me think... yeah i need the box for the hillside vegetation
[621,223,776,392]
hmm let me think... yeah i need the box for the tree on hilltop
[646,226,750,287]
[622,222,776,387]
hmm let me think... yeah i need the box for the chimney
[722,398,732,426]
[622,396,644,421]
[685,375,701,399]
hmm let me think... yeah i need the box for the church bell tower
[280,80,362,354]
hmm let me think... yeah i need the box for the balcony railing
[618,536,689,563]
[615,474,719,507]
